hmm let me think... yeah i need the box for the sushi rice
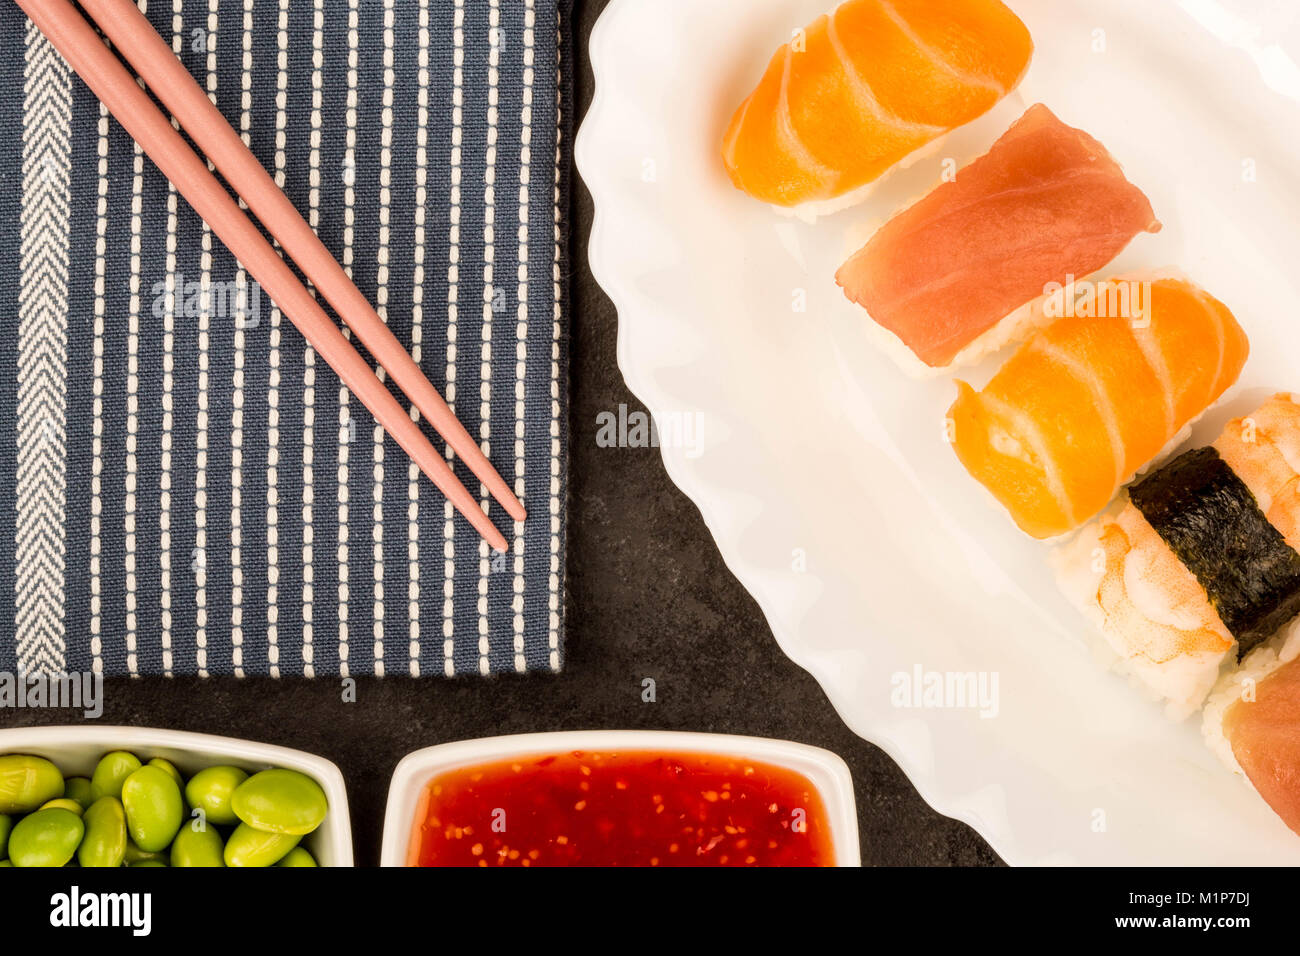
[774,135,951,225]
[859,282,1064,380]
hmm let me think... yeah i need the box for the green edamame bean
[90,751,142,801]
[39,798,84,816]
[120,766,183,853]
[223,823,299,867]
[63,777,94,810]
[78,797,128,868]
[184,765,247,826]
[170,821,225,867]
[275,846,318,867]
[231,769,327,835]
[146,758,185,790]
[0,813,10,858]
[7,808,84,868]
[0,754,65,814]
[123,838,166,865]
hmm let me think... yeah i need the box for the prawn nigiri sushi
[1055,395,1300,718]
[949,275,1249,539]
[837,104,1162,373]
[722,0,1033,216]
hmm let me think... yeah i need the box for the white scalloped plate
[578,0,1300,864]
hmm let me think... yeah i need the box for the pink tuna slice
[1225,654,1300,837]
[835,103,1161,368]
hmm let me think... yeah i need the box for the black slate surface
[0,0,1000,867]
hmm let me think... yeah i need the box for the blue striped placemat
[0,0,570,677]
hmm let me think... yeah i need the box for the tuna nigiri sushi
[837,104,1162,373]
[1203,617,1300,836]
[1055,395,1300,718]
[949,275,1249,539]
[722,0,1033,216]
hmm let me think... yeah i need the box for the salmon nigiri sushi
[949,275,1249,539]
[722,0,1033,216]
[837,104,1161,374]
[1055,395,1300,718]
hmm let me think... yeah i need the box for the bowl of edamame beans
[0,726,352,867]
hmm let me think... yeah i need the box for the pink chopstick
[18,0,510,553]
[78,0,525,526]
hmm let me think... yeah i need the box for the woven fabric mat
[0,0,571,676]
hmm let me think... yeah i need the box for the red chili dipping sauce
[409,750,836,867]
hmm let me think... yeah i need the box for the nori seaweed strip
[1130,446,1300,659]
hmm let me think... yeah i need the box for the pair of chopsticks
[19,0,522,553]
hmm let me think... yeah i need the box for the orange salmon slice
[722,0,1033,208]
[949,278,1249,539]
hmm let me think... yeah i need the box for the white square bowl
[0,725,353,866]
[381,730,859,866]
